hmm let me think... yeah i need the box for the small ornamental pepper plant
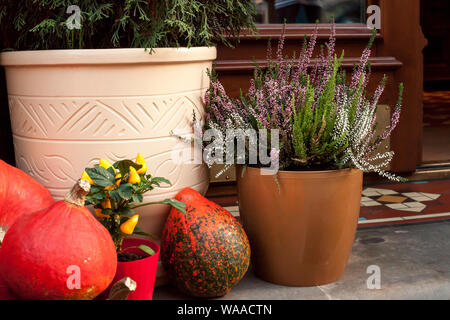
[81,154,186,258]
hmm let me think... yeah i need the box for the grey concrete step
[154,220,450,300]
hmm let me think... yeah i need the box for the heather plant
[204,24,405,181]
[0,0,256,50]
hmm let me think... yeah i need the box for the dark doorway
[421,0,450,164]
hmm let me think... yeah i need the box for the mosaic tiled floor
[210,179,450,228]
[357,179,450,227]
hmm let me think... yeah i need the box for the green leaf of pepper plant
[137,245,155,256]
[114,159,142,177]
[86,166,115,187]
[117,183,134,200]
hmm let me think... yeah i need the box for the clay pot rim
[0,47,217,66]
[118,238,160,265]
[240,165,362,179]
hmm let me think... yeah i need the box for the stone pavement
[154,220,450,300]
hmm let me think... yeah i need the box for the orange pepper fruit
[101,198,112,209]
[99,159,115,173]
[120,214,139,235]
[114,173,122,187]
[94,208,110,219]
[127,166,141,184]
[136,153,148,174]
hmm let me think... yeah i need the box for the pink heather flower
[276,24,287,62]
[324,22,336,76]
[266,38,272,63]
[203,22,402,181]
[293,24,318,81]
[351,48,371,89]
[381,109,401,140]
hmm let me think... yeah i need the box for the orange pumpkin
[161,188,250,298]
[0,160,54,232]
[0,180,117,300]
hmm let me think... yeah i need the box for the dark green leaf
[160,199,186,214]
[116,160,142,177]
[101,208,113,216]
[120,244,156,256]
[150,177,172,186]
[107,166,116,177]
[108,189,121,204]
[131,193,143,203]
[120,216,129,224]
[92,192,106,200]
[86,167,115,187]
[137,245,155,256]
[117,183,133,200]
[90,186,102,194]
[118,207,134,216]
[133,226,157,238]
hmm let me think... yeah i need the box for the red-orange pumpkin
[0,160,54,231]
[0,180,117,300]
[161,188,250,298]
[0,274,18,300]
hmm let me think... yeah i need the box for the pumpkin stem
[64,179,91,207]
[0,226,5,246]
[107,277,136,300]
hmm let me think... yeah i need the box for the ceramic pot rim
[240,165,362,179]
[0,47,217,66]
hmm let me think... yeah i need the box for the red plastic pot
[111,238,160,300]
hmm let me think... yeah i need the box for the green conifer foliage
[0,0,256,50]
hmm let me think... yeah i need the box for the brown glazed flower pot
[237,166,362,286]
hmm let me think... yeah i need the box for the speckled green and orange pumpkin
[161,188,250,298]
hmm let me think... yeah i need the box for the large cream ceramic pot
[0,47,216,236]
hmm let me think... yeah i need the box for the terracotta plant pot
[0,47,216,237]
[109,238,160,300]
[237,166,362,286]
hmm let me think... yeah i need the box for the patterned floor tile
[402,192,422,197]
[420,192,441,200]
[362,190,382,197]
[404,202,426,208]
[359,179,450,225]
[401,207,426,213]
[361,201,382,207]
[212,178,450,228]
[386,203,408,209]
[377,195,407,203]
[409,196,434,202]
[371,188,398,195]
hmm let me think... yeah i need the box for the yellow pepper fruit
[136,153,148,174]
[94,208,110,219]
[99,159,116,173]
[101,198,112,209]
[127,166,141,184]
[120,214,139,235]
[114,173,122,187]
[81,170,95,185]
